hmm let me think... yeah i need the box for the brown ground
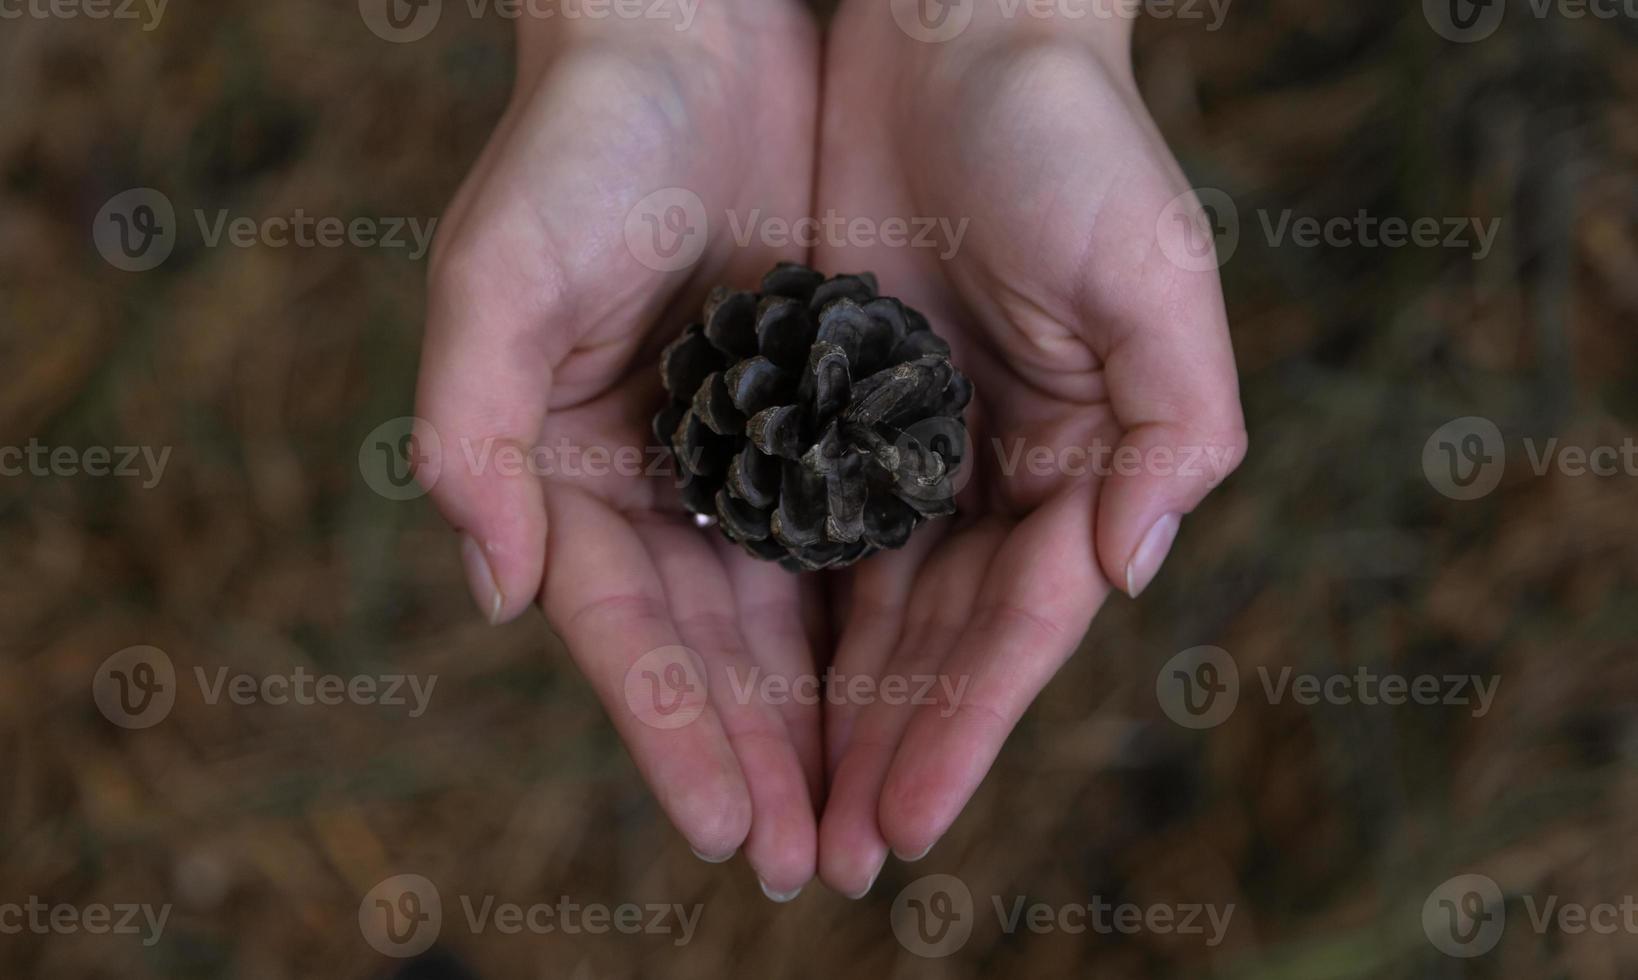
[2,1,1637,978]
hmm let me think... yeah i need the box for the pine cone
[653,263,972,572]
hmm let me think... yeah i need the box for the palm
[810,12,1240,893]
[418,6,825,894]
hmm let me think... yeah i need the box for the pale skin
[414,0,1246,901]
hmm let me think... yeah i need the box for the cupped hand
[811,5,1248,896]
[414,5,825,897]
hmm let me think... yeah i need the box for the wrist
[513,0,813,62]
[849,0,1136,74]
[512,7,687,61]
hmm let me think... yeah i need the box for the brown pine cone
[652,263,972,572]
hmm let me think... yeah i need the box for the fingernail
[1125,512,1181,598]
[460,533,504,624]
[759,878,804,903]
[691,847,735,864]
[893,843,934,863]
[846,861,884,900]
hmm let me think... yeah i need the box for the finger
[417,216,570,624]
[1092,197,1248,597]
[639,520,818,901]
[722,546,826,808]
[818,528,991,898]
[809,549,918,899]
[817,624,956,899]
[877,487,1108,860]
[823,536,934,773]
[540,487,752,859]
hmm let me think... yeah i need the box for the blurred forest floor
[2,1,1637,978]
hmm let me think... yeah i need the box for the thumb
[415,244,565,624]
[1095,267,1247,598]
